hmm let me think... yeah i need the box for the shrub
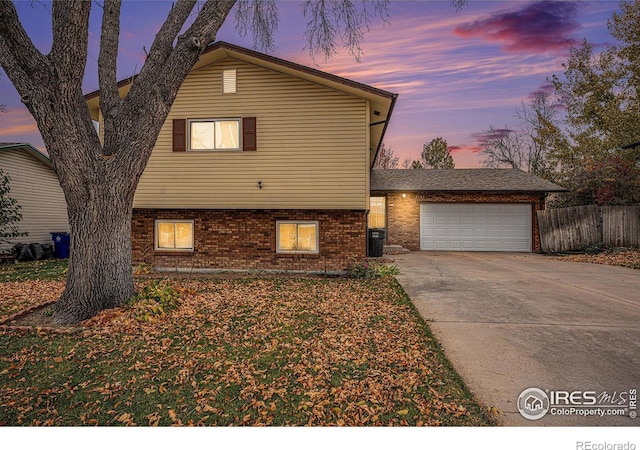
[0,169,27,246]
[349,258,399,278]
[583,241,608,255]
[128,280,181,322]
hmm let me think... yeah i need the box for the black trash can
[368,228,386,258]
[50,232,70,259]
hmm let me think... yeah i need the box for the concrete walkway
[393,252,640,426]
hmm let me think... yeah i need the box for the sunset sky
[0,1,621,167]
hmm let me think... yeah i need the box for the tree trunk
[53,187,135,325]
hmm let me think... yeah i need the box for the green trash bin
[368,228,386,258]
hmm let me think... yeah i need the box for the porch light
[402,193,407,198]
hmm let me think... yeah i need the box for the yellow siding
[134,58,368,210]
[0,150,69,248]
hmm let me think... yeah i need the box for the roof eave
[371,187,569,193]
[0,143,52,166]
[84,41,397,102]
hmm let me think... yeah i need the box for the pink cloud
[449,145,483,155]
[471,129,514,146]
[527,82,555,99]
[0,109,39,136]
[454,1,580,54]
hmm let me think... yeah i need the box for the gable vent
[223,69,237,94]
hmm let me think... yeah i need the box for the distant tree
[400,157,412,169]
[515,91,561,179]
[0,169,27,246]
[410,160,424,169]
[373,143,399,169]
[421,137,454,169]
[481,91,559,178]
[547,0,640,205]
[480,126,524,170]
[550,155,640,207]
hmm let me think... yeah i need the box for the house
[85,42,567,271]
[85,42,397,272]
[0,142,70,249]
[370,169,567,253]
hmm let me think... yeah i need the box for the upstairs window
[188,119,240,151]
[173,117,256,152]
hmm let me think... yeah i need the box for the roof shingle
[370,169,567,192]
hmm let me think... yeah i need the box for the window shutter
[243,117,257,151]
[173,119,186,152]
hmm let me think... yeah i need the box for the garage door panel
[420,203,531,252]
[461,240,475,249]
[461,228,474,237]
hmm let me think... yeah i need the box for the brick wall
[132,209,366,272]
[372,191,546,252]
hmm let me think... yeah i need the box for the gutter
[370,93,399,169]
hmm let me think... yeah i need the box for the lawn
[0,261,494,426]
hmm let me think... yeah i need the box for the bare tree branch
[303,0,338,61]
[144,0,198,71]
[0,2,49,100]
[302,0,390,63]
[480,126,523,169]
[373,143,398,169]
[50,1,91,84]
[235,0,279,53]
[451,0,467,12]
[98,0,122,155]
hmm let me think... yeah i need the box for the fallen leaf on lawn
[168,409,182,425]
[116,412,136,426]
[146,412,161,426]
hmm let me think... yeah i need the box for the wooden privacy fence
[537,205,640,253]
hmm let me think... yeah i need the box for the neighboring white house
[0,142,69,249]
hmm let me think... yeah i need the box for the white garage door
[420,203,532,252]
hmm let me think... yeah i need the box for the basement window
[155,220,194,251]
[276,221,319,254]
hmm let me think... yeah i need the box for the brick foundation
[132,209,366,272]
[372,191,546,252]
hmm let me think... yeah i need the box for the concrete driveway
[393,252,640,426]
